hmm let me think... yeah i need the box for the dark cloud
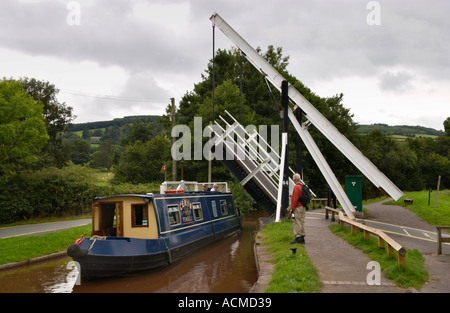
[1,0,448,128]
[3,0,449,83]
[378,70,413,92]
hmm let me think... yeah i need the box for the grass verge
[329,224,428,290]
[0,224,91,266]
[261,220,321,293]
[384,189,450,227]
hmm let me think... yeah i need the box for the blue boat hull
[67,222,241,279]
[67,188,242,279]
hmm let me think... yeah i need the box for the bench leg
[437,229,442,255]
[378,237,385,249]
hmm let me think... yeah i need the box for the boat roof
[94,194,153,200]
[94,191,231,201]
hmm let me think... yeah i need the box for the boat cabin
[90,181,233,240]
[91,195,158,240]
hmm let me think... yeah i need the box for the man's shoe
[290,237,305,244]
[290,237,300,244]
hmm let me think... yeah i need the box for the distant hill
[68,115,162,132]
[356,123,444,139]
[68,117,444,140]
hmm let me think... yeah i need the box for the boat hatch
[92,202,123,237]
[92,196,159,240]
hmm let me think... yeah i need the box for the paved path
[302,201,450,293]
[304,212,405,292]
[0,219,91,239]
[363,201,450,292]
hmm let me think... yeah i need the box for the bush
[113,135,171,183]
[228,181,258,215]
[0,165,103,224]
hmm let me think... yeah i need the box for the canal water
[0,211,267,293]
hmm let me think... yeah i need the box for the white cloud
[378,69,414,93]
[0,0,448,130]
[310,75,449,130]
[132,1,191,35]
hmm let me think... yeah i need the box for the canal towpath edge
[250,203,450,293]
[0,219,91,272]
[249,217,275,293]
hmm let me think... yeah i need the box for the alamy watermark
[366,261,381,285]
[171,117,280,165]
[66,1,81,26]
[366,1,381,26]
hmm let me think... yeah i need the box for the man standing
[290,173,306,244]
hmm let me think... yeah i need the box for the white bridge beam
[210,13,404,209]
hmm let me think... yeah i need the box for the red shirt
[290,182,303,209]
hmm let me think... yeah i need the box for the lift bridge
[208,13,404,220]
[210,111,315,218]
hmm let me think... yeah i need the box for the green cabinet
[345,175,362,212]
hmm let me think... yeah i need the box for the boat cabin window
[168,205,181,226]
[132,204,148,227]
[192,202,203,221]
[220,200,228,215]
[211,200,218,218]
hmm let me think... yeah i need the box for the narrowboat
[67,181,241,279]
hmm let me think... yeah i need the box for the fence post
[377,236,385,249]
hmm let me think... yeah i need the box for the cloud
[378,70,414,93]
[58,71,172,123]
[0,0,449,129]
[0,0,204,74]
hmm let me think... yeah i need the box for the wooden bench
[436,226,450,255]
[403,199,413,204]
[325,206,340,222]
[325,206,407,269]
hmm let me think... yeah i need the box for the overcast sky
[1,0,449,130]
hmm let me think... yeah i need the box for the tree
[422,153,449,189]
[19,78,74,167]
[90,139,119,171]
[197,79,255,125]
[444,117,450,136]
[437,117,450,159]
[357,130,424,192]
[176,46,361,192]
[69,139,91,165]
[121,120,158,146]
[113,135,171,183]
[177,46,287,127]
[0,79,48,175]
[101,125,122,143]
[82,128,90,140]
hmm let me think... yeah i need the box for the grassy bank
[329,224,428,290]
[384,189,450,227]
[260,220,321,293]
[0,224,91,265]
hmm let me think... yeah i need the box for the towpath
[0,219,91,239]
[253,200,450,293]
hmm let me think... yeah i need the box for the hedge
[0,165,103,224]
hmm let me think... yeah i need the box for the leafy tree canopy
[0,78,49,175]
[20,77,74,168]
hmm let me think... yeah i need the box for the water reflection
[0,257,74,293]
[0,211,265,293]
[46,261,80,293]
